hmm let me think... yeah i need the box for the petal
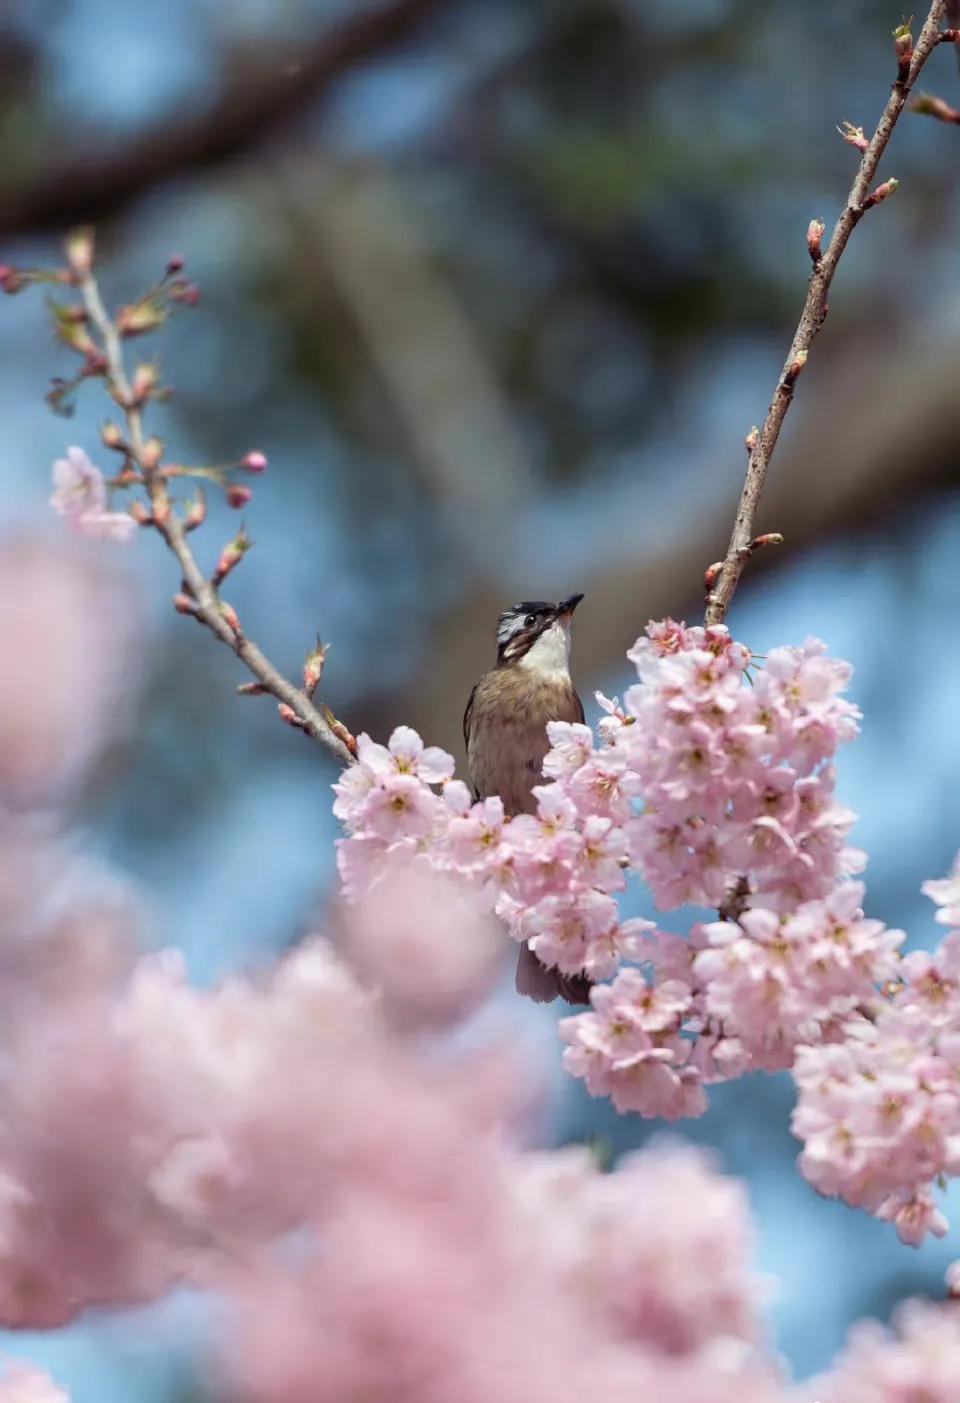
[78,510,137,544]
[388,725,424,766]
[417,745,455,784]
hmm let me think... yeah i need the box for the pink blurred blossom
[0,539,139,805]
[49,447,137,544]
[804,1301,960,1403]
[0,1364,69,1403]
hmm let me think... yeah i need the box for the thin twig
[705,2,949,626]
[78,271,357,766]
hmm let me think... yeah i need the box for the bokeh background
[1,0,960,1396]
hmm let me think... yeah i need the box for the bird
[463,593,592,1005]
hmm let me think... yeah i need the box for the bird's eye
[524,613,536,627]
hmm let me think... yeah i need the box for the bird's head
[495,593,584,676]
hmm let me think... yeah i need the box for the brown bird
[463,593,592,1005]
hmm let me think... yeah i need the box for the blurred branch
[0,0,447,240]
[77,264,357,766]
[282,159,533,555]
[704,2,948,626]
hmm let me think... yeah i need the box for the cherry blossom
[0,1365,69,1403]
[804,1301,960,1403]
[49,447,137,543]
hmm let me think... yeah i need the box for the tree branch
[78,268,357,768]
[0,0,447,240]
[704,2,949,627]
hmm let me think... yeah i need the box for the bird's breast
[466,671,582,816]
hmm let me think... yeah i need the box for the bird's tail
[515,943,592,1006]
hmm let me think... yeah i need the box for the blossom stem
[704,1,949,626]
[77,270,356,765]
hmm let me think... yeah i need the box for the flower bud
[169,280,201,307]
[213,530,253,585]
[183,490,207,532]
[785,349,808,383]
[117,296,167,337]
[131,362,159,402]
[837,121,869,153]
[704,561,724,591]
[862,177,899,210]
[321,705,358,757]
[242,451,268,474]
[141,436,164,471]
[64,227,95,278]
[129,501,152,525]
[165,255,185,276]
[806,218,825,264]
[893,21,913,76]
[49,300,98,358]
[219,601,242,634]
[744,425,759,454]
[912,93,960,123]
[227,484,253,510]
[303,640,328,696]
[174,592,199,616]
[101,421,125,451]
[0,265,26,295]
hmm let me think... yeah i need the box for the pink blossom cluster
[801,1301,960,1403]
[0,839,784,1403]
[791,858,960,1245]
[49,447,137,543]
[334,622,888,1118]
[558,881,903,1117]
[334,725,649,985]
[616,621,864,912]
[223,1135,781,1403]
[0,1364,69,1403]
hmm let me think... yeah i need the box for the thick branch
[78,273,356,767]
[0,0,445,239]
[704,1,948,626]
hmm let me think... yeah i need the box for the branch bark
[704,1,949,626]
[0,0,446,240]
[78,271,357,767]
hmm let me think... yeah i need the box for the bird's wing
[463,680,480,798]
[463,681,478,752]
[573,687,585,724]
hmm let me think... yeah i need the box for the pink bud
[166,255,185,276]
[227,485,253,509]
[837,121,869,153]
[183,491,207,531]
[169,280,200,307]
[862,177,899,210]
[220,602,242,634]
[0,265,25,295]
[242,451,268,474]
[131,363,159,402]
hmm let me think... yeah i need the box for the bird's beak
[557,592,585,621]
